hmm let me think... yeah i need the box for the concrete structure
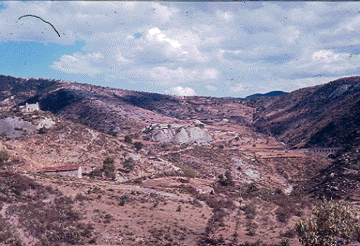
[306,147,342,158]
[20,103,40,113]
[39,164,82,178]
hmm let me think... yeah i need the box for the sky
[1,1,360,97]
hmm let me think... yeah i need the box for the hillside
[0,74,360,245]
[249,76,360,149]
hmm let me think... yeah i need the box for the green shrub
[295,199,360,245]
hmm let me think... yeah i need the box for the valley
[0,75,359,245]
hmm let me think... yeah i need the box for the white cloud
[2,1,360,97]
[205,85,217,91]
[217,10,234,22]
[230,83,248,93]
[165,86,196,96]
[51,52,104,76]
[312,50,340,63]
[134,27,211,65]
[150,3,179,23]
[290,49,360,76]
[137,67,220,85]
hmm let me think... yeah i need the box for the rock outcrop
[142,124,213,145]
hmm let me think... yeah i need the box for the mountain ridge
[0,74,359,151]
[245,90,288,99]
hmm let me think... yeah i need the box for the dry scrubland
[0,75,360,245]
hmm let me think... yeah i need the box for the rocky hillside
[249,76,360,149]
[1,74,360,245]
[1,74,359,151]
[0,75,255,138]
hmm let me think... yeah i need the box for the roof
[39,164,80,173]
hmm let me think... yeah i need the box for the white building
[20,102,40,113]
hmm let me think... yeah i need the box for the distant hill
[245,90,288,99]
[249,76,360,149]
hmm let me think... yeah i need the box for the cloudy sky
[1,1,360,97]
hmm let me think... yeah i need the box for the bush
[183,167,197,180]
[242,203,257,220]
[89,167,102,178]
[134,141,144,151]
[218,170,234,186]
[295,199,360,245]
[37,127,47,134]
[124,135,132,143]
[119,194,130,206]
[0,150,9,166]
[123,158,135,171]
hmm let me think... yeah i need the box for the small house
[19,102,40,113]
[39,164,82,178]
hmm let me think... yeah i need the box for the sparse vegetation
[0,171,94,245]
[123,157,135,171]
[296,199,360,245]
[1,75,360,245]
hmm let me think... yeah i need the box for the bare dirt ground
[0,109,336,246]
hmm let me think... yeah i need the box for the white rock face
[143,124,213,145]
[37,117,56,129]
[152,129,175,143]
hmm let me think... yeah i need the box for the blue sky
[1,2,360,97]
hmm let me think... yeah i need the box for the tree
[103,157,115,179]
[296,199,360,245]
[0,150,9,167]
